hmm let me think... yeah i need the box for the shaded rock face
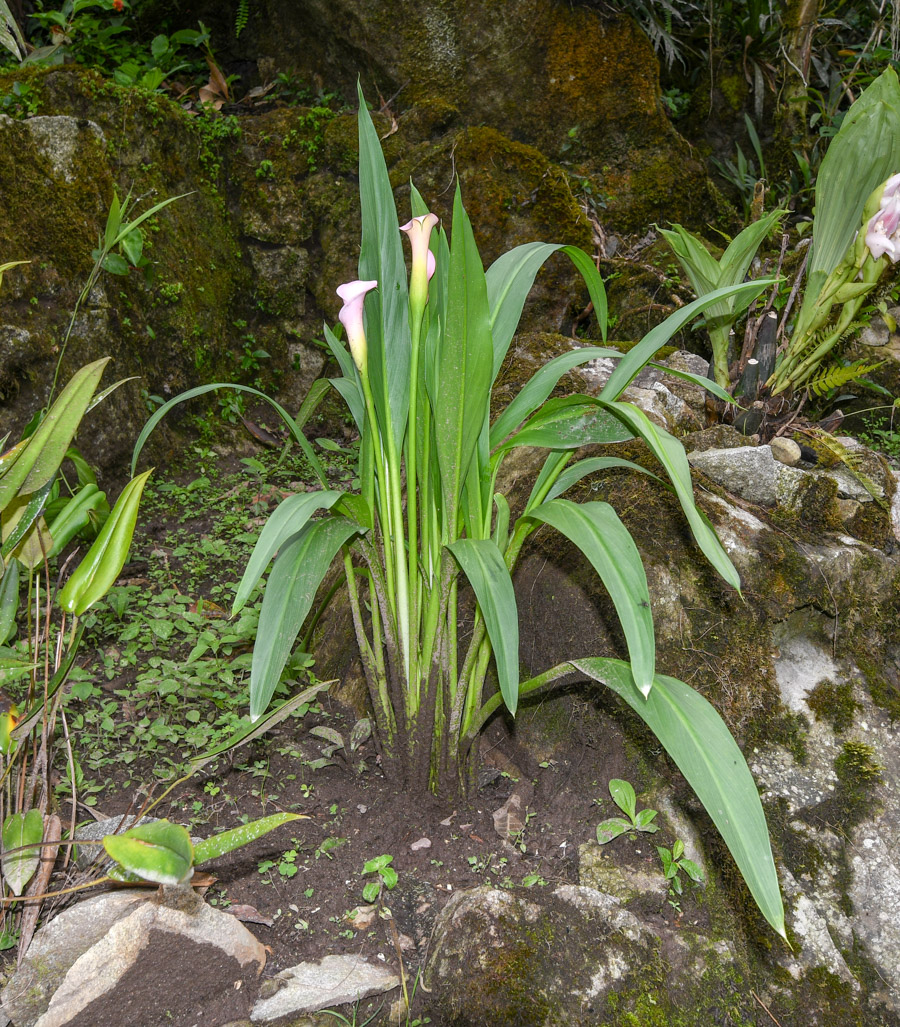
[222,0,721,232]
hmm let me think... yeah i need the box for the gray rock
[34,895,264,1027]
[578,842,669,904]
[2,890,265,1027]
[847,831,900,1002]
[250,955,399,1022]
[2,890,148,1027]
[688,445,778,506]
[858,317,891,347]
[20,116,104,182]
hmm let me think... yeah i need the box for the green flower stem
[461,660,575,754]
[406,314,424,689]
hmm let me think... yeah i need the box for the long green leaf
[232,490,344,614]
[434,184,494,531]
[250,517,360,720]
[2,809,43,896]
[599,281,772,402]
[531,500,655,695]
[489,345,622,448]
[448,538,520,714]
[356,83,411,451]
[192,680,331,767]
[544,456,664,503]
[0,479,53,559]
[808,68,900,286]
[571,657,785,939]
[597,401,740,591]
[130,383,326,487]
[194,813,303,865]
[486,243,609,380]
[0,557,18,645]
[495,396,633,454]
[0,358,109,511]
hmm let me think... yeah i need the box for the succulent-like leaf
[1,809,43,895]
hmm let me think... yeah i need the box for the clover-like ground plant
[134,87,786,938]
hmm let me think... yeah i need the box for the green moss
[855,654,900,722]
[805,679,860,734]
[834,740,884,789]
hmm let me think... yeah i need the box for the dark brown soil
[47,686,700,1027]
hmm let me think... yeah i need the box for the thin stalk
[461,660,576,754]
[406,316,423,687]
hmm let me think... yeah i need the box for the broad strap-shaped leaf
[646,363,734,405]
[1,479,53,559]
[486,242,609,379]
[2,809,43,895]
[356,83,411,451]
[434,185,493,532]
[543,456,664,504]
[530,499,655,695]
[131,383,327,487]
[192,680,331,767]
[250,517,361,720]
[0,358,109,511]
[232,490,344,614]
[599,281,771,403]
[807,68,900,286]
[494,396,633,455]
[448,538,520,714]
[489,345,622,448]
[103,818,194,886]
[58,470,152,616]
[571,657,785,939]
[597,401,740,592]
[0,556,19,645]
[194,813,304,865]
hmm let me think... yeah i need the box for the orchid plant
[134,87,785,937]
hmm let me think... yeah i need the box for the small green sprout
[595,778,659,844]
[361,854,397,902]
[657,838,704,900]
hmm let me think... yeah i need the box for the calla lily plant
[134,87,786,938]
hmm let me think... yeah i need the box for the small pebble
[410,837,431,851]
[770,437,802,466]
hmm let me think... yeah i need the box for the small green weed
[595,778,659,843]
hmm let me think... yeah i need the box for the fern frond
[807,360,885,398]
[804,428,887,509]
[235,0,250,39]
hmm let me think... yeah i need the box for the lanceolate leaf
[2,809,43,896]
[356,83,411,452]
[434,185,493,532]
[194,813,304,865]
[448,538,520,715]
[192,680,331,766]
[130,383,327,487]
[250,517,361,720]
[486,242,609,380]
[0,358,109,511]
[571,658,786,939]
[544,457,663,504]
[232,490,344,614]
[599,281,772,402]
[489,345,622,448]
[0,556,19,645]
[103,819,193,886]
[807,68,900,287]
[598,401,740,592]
[531,499,655,695]
[495,397,633,454]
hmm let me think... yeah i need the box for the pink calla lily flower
[337,279,378,372]
[866,176,900,263]
[400,213,439,313]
